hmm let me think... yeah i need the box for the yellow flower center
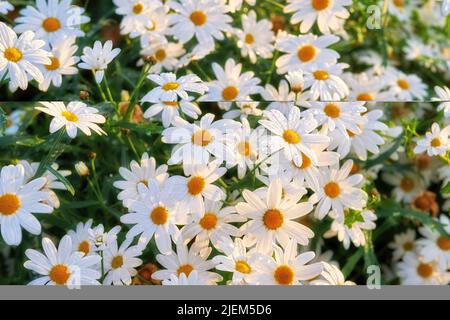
[0,194,21,216]
[393,0,404,8]
[235,260,252,274]
[403,242,414,251]
[78,240,91,256]
[237,141,251,157]
[324,182,341,198]
[437,237,450,251]
[357,93,373,101]
[263,209,284,230]
[274,265,295,285]
[49,264,70,285]
[222,86,239,101]
[313,70,329,81]
[163,101,179,107]
[199,212,218,230]
[111,255,124,269]
[4,48,23,63]
[283,129,301,144]
[192,130,213,147]
[297,45,317,62]
[177,264,194,276]
[154,49,166,62]
[42,17,61,32]
[61,111,78,122]
[324,103,341,118]
[397,79,410,90]
[162,82,179,91]
[312,0,331,11]
[150,206,169,225]
[187,176,206,196]
[190,10,207,26]
[430,138,441,148]
[299,153,312,169]
[45,57,61,71]
[244,33,255,44]
[400,178,415,192]
[133,2,144,14]
[417,263,433,279]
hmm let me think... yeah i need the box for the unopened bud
[75,161,89,177]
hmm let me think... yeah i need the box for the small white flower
[414,123,450,157]
[0,1,13,14]
[433,86,450,118]
[417,215,450,270]
[0,22,51,91]
[103,237,143,286]
[24,235,101,286]
[261,80,296,116]
[388,229,417,262]
[397,252,449,285]
[78,40,121,83]
[140,42,185,74]
[383,172,425,204]
[142,72,208,102]
[89,224,121,252]
[311,262,355,285]
[4,110,25,135]
[386,69,428,101]
[67,220,95,256]
[36,102,106,138]
[304,62,349,101]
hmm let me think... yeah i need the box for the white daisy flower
[236,179,315,254]
[228,118,265,179]
[310,160,368,220]
[4,110,25,135]
[261,80,296,116]
[248,240,323,285]
[304,101,367,137]
[223,101,263,120]
[414,123,450,157]
[259,107,330,167]
[304,62,349,101]
[311,262,355,285]
[404,38,436,61]
[397,252,449,285]
[200,58,262,110]
[113,153,168,208]
[24,235,101,287]
[388,229,417,262]
[0,22,51,91]
[113,0,160,35]
[132,5,171,46]
[382,172,425,203]
[275,33,340,74]
[343,71,388,102]
[328,109,389,161]
[78,40,121,84]
[142,72,208,103]
[181,199,245,250]
[38,36,79,92]
[67,220,95,257]
[286,70,305,94]
[166,160,226,214]
[213,238,261,285]
[162,113,241,172]
[330,209,377,249]
[388,0,415,21]
[162,270,207,285]
[14,0,90,46]
[36,102,107,139]
[284,0,352,34]
[19,160,71,209]
[417,215,450,270]
[433,86,450,118]
[386,70,428,101]
[235,10,274,64]
[140,42,185,74]
[144,98,201,128]
[89,224,121,252]
[168,0,232,50]
[152,238,223,285]
[121,180,181,254]
[0,164,53,246]
[254,174,308,205]
[103,237,143,286]
[0,1,13,14]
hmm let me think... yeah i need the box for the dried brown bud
[412,192,439,217]
[79,90,90,100]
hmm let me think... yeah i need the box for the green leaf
[0,135,45,148]
[363,231,379,270]
[442,182,450,195]
[342,248,363,278]
[364,134,403,169]
[45,165,75,196]
[114,121,162,134]
[34,130,67,178]
[377,200,450,237]
[0,107,6,136]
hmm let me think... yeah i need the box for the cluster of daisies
[0,0,449,286]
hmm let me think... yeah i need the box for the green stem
[34,129,66,178]
[0,71,8,88]
[103,75,115,103]
[93,71,108,102]
[126,64,150,120]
